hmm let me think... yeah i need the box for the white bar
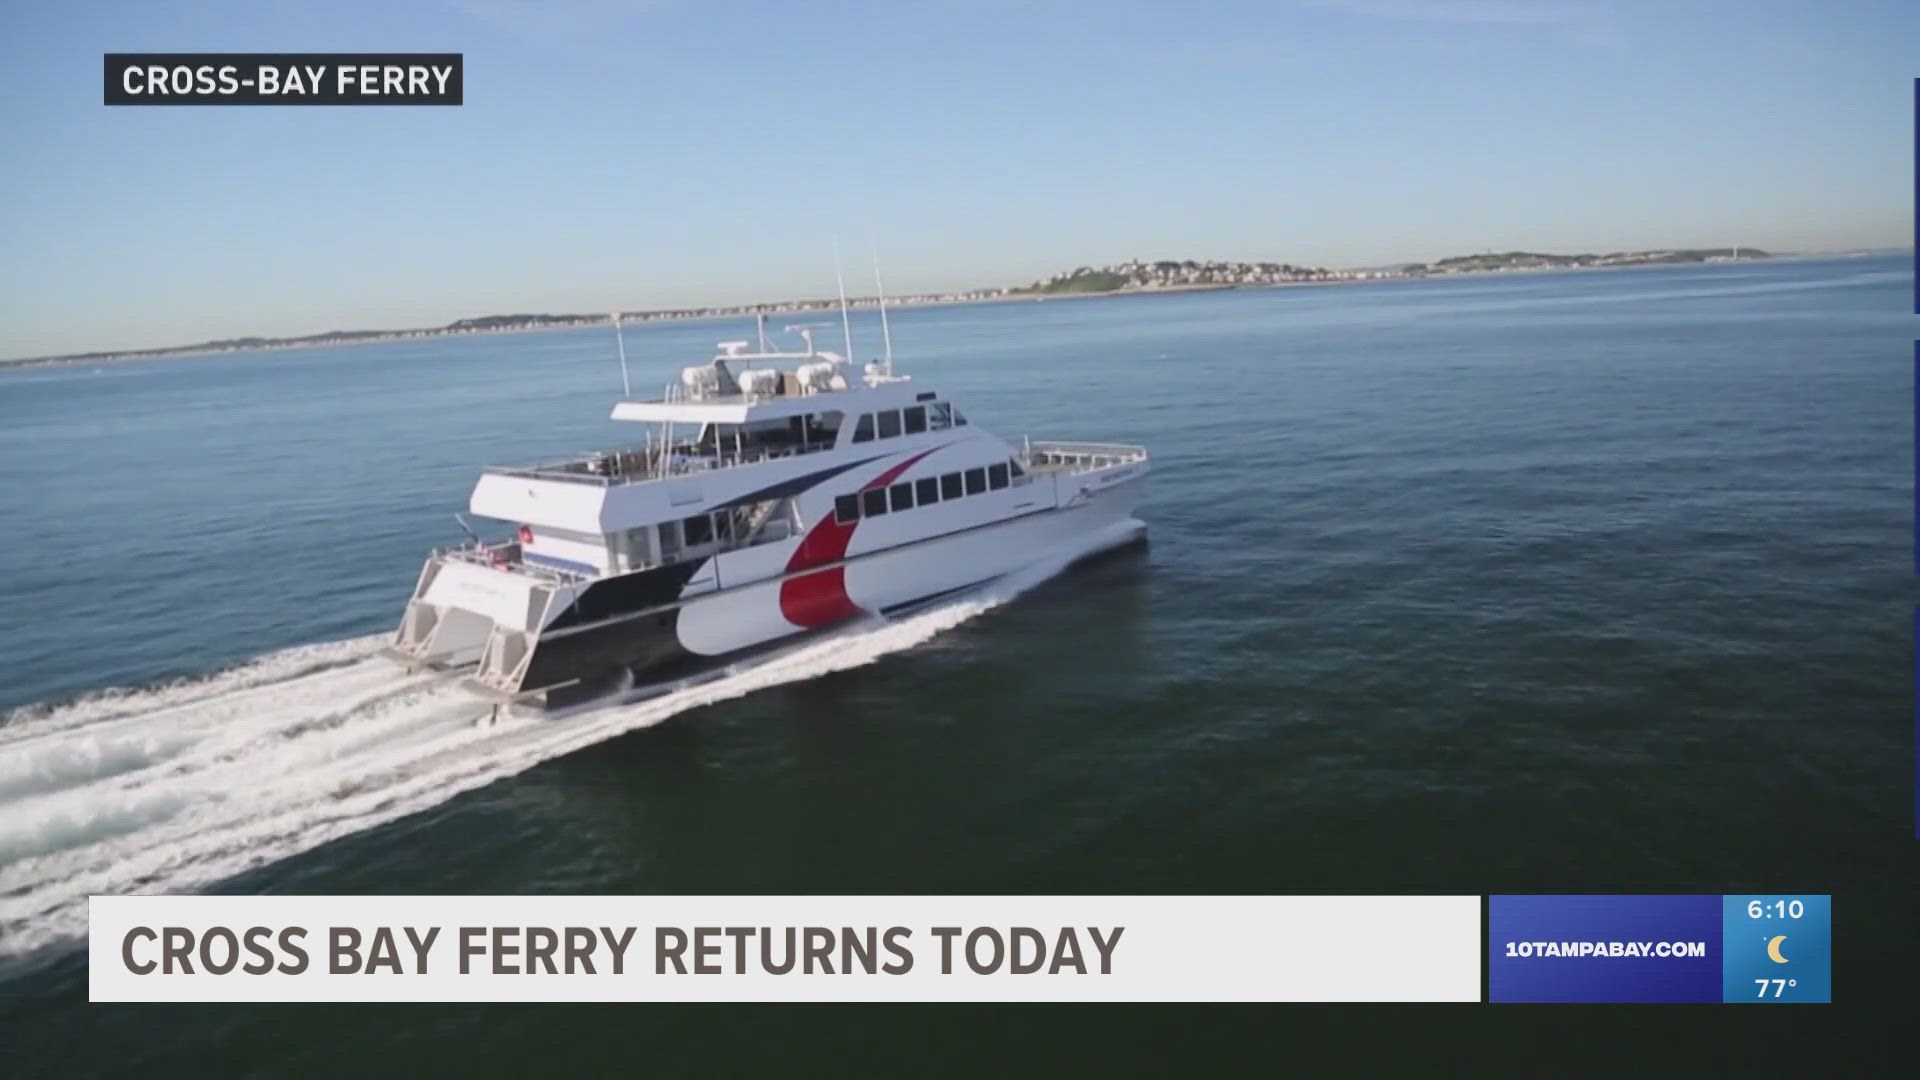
[90,895,1479,1002]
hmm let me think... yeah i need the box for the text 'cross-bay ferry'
[385,321,1148,710]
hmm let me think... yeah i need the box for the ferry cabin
[474,380,1026,582]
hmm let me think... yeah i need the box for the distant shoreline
[0,294,1013,372]
[4,248,1896,373]
[2,286,1263,372]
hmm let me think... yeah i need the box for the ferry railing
[484,438,839,487]
[1020,440,1148,476]
[435,543,590,583]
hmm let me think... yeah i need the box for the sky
[0,0,1914,359]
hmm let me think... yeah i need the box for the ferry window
[853,414,875,443]
[862,488,889,517]
[952,409,968,426]
[915,477,938,505]
[683,513,713,547]
[878,410,902,439]
[904,406,927,434]
[890,482,914,512]
[988,463,1009,490]
[714,510,736,544]
[835,494,860,525]
[620,525,653,568]
[928,403,953,431]
[965,468,987,495]
[809,411,844,447]
[940,472,963,500]
[1009,458,1025,477]
[657,520,681,562]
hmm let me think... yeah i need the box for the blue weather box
[1722,895,1829,1003]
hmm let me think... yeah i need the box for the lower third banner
[90,894,1480,1002]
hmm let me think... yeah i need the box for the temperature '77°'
[1755,979,1798,998]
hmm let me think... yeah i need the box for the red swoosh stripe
[779,448,940,628]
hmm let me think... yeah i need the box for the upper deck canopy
[611,393,834,425]
[606,327,928,425]
[612,353,920,424]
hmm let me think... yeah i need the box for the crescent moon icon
[1766,935,1789,964]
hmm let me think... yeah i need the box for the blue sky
[0,0,1913,359]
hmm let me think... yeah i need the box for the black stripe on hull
[542,561,702,632]
[877,579,994,617]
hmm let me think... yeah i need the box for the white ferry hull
[679,474,1144,655]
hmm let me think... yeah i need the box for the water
[0,257,1912,1072]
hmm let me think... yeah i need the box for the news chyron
[104,54,462,106]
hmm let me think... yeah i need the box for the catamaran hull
[482,477,1144,711]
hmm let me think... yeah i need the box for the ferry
[384,323,1148,710]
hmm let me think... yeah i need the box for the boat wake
[0,518,1144,964]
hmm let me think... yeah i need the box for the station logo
[1489,895,1720,1002]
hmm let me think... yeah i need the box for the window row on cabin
[663,498,787,551]
[851,401,966,443]
[833,460,1023,525]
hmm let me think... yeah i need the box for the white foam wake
[0,519,1143,961]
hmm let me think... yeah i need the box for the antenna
[871,243,895,375]
[833,237,855,367]
[611,311,631,397]
[785,323,829,356]
[756,312,770,353]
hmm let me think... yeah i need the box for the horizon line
[8,244,1911,367]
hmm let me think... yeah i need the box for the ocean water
[0,256,1913,1071]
